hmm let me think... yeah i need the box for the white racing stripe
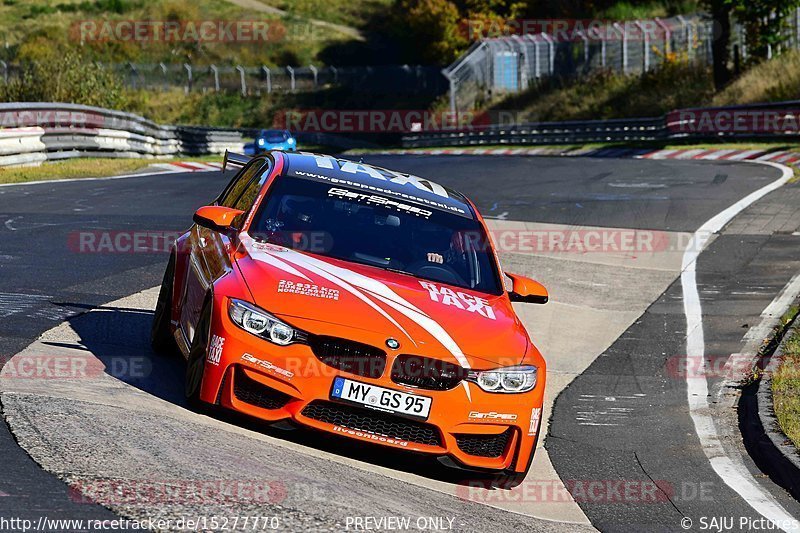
[241,233,312,282]
[682,160,799,531]
[256,245,471,369]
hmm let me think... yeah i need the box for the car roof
[280,151,474,219]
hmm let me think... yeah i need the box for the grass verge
[773,314,800,449]
[0,155,222,185]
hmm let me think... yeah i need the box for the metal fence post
[183,63,192,93]
[601,35,607,68]
[740,25,747,60]
[577,30,589,66]
[540,33,555,75]
[635,21,650,72]
[687,21,694,61]
[443,69,457,117]
[235,65,246,96]
[529,34,541,79]
[261,66,272,93]
[796,7,800,49]
[614,23,628,73]
[128,62,138,89]
[286,66,296,92]
[656,17,671,57]
[0,60,6,84]
[309,64,318,87]
[159,62,167,90]
[210,64,220,92]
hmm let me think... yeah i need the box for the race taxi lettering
[241,353,294,380]
[419,281,496,320]
[278,279,340,300]
[309,153,450,199]
[529,407,542,436]
[468,411,518,421]
[207,335,225,366]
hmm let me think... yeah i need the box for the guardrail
[402,117,666,148]
[401,102,800,148]
[0,102,249,167]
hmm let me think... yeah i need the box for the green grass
[0,0,344,66]
[491,48,800,124]
[713,50,800,107]
[490,61,715,122]
[597,0,699,19]
[0,155,221,184]
[773,321,800,449]
[256,0,391,29]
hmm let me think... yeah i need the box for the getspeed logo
[420,281,496,320]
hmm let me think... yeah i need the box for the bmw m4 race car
[152,151,549,480]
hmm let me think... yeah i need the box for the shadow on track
[55,306,509,489]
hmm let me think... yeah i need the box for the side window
[232,177,263,213]
[218,160,265,208]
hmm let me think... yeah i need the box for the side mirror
[193,206,245,232]
[506,272,549,304]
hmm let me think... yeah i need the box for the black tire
[493,418,542,488]
[151,255,178,356]
[185,298,212,407]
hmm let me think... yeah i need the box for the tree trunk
[710,0,732,90]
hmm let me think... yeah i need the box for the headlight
[257,138,265,146]
[228,298,298,345]
[468,365,537,393]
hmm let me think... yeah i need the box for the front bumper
[199,300,545,473]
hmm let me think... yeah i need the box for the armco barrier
[0,103,248,167]
[401,101,800,148]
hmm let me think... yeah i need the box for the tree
[393,0,468,64]
[704,0,800,91]
[702,0,734,90]
[734,0,800,61]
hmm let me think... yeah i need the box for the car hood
[234,235,529,369]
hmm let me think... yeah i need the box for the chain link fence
[444,10,800,114]
[0,61,446,98]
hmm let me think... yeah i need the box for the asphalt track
[0,155,798,531]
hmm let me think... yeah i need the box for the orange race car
[151,151,549,481]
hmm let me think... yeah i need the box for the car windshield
[263,131,288,143]
[250,176,502,295]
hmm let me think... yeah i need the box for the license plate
[331,377,432,420]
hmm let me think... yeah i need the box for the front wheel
[151,256,178,356]
[185,299,212,408]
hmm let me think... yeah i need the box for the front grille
[233,366,292,410]
[391,354,467,391]
[455,429,513,458]
[301,400,442,447]
[309,335,386,378]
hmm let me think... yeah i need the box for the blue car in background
[255,129,297,153]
